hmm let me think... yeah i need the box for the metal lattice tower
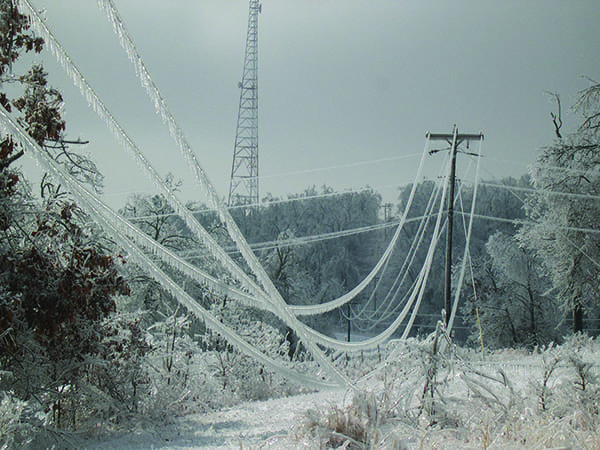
[228,0,262,207]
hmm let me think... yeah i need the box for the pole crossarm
[427,132,484,143]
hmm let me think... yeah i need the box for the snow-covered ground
[82,388,349,449]
[79,337,600,449]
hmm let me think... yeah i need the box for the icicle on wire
[17,0,269,302]
[96,0,280,302]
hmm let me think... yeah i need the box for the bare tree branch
[545,91,563,139]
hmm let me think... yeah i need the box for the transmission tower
[228,0,262,207]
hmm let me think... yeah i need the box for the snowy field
[82,389,348,449]
[78,335,600,450]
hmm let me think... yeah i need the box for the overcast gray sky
[21,0,600,207]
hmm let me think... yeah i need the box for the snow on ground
[82,388,349,449]
[80,339,600,449]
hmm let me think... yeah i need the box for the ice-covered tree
[120,173,191,248]
[0,0,43,77]
[521,79,600,333]
[118,174,204,317]
[462,232,560,349]
[0,0,130,431]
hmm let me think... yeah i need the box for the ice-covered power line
[93,0,282,307]
[355,188,463,329]
[346,160,448,326]
[177,217,429,260]
[2,90,446,356]
[458,212,600,236]
[22,0,358,378]
[93,3,363,362]
[102,150,425,205]
[20,0,272,304]
[349,152,480,332]
[258,153,424,180]
[122,184,393,223]
[23,0,440,362]
[96,0,454,350]
[478,181,600,203]
[13,0,501,377]
[288,135,435,317]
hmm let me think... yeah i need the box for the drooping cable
[456,186,481,326]
[94,0,468,352]
[97,0,437,321]
[19,0,472,359]
[295,157,451,351]
[447,139,484,333]
[289,135,432,316]
[349,159,448,327]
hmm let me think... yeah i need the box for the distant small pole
[383,203,393,222]
[347,302,351,342]
[476,307,484,353]
[373,276,378,312]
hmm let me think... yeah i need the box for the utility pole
[427,126,483,326]
[383,202,393,240]
[347,302,351,343]
[228,0,262,207]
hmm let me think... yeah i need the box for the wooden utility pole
[347,302,352,342]
[427,126,483,326]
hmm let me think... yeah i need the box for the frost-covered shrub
[552,335,600,429]
[0,392,28,448]
[142,313,214,418]
[301,395,372,449]
[201,299,295,403]
[76,312,153,427]
[382,335,600,448]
